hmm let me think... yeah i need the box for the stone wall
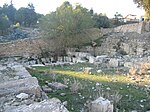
[114,21,150,34]
[79,32,150,56]
[0,38,47,56]
[0,28,102,57]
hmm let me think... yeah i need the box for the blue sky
[0,0,144,18]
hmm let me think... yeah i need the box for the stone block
[109,58,119,67]
[91,97,113,112]
[89,56,95,63]
[76,57,87,63]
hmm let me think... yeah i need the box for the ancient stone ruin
[0,60,68,112]
[0,21,150,112]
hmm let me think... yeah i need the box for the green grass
[28,63,150,112]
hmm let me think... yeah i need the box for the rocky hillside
[0,27,41,43]
[94,32,150,56]
[0,21,150,57]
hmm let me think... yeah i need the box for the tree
[93,13,111,28]
[112,12,124,26]
[15,3,37,27]
[39,1,94,60]
[0,14,10,35]
[2,1,16,24]
[15,7,26,25]
[133,0,150,20]
[0,7,3,15]
[26,3,37,26]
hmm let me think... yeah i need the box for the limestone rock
[4,98,69,112]
[0,77,41,97]
[89,56,95,63]
[42,85,52,93]
[48,82,68,90]
[12,64,31,78]
[97,69,102,73]
[131,111,138,112]
[83,67,93,74]
[16,93,29,99]
[91,97,113,112]
[60,93,66,96]
[109,58,119,67]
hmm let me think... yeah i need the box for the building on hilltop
[124,14,140,23]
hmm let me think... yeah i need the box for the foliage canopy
[39,1,94,50]
[133,0,150,20]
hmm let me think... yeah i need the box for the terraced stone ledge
[0,62,68,112]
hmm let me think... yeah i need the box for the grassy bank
[28,63,150,112]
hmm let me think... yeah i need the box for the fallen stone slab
[31,64,45,67]
[48,82,68,90]
[0,77,41,97]
[4,98,69,112]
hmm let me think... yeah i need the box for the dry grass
[63,77,69,85]
[70,78,83,93]
[51,73,58,82]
